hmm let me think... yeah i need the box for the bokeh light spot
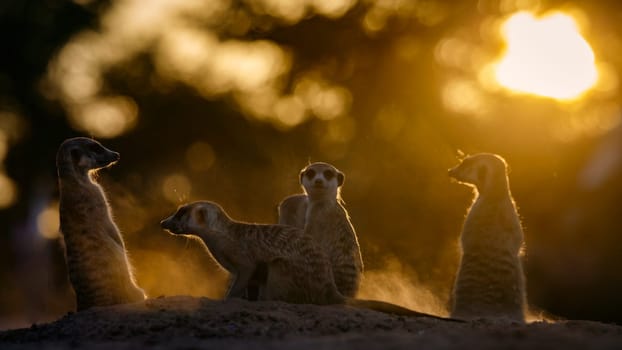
[156,27,217,83]
[274,95,307,127]
[442,79,485,115]
[311,86,351,121]
[70,96,138,138]
[0,173,18,209]
[37,202,60,240]
[362,7,388,33]
[493,11,598,100]
[0,111,26,141]
[0,129,8,162]
[215,40,289,93]
[162,174,192,203]
[185,142,216,172]
[259,0,306,23]
[311,0,355,19]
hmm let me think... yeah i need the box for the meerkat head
[161,201,230,235]
[448,153,509,193]
[299,162,344,201]
[57,137,120,176]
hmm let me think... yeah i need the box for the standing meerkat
[299,162,364,298]
[57,137,146,311]
[161,201,459,321]
[448,153,526,322]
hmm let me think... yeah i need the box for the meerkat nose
[112,152,120,161]
[160,218,171,229]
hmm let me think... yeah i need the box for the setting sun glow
[494,11,598,100]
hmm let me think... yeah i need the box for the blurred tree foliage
[1,0,622,325]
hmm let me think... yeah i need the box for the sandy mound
[1,296,621,349]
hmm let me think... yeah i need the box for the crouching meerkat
[449,153,526,322]
[161,201,459,321]
[57,137,146,311]
[298,162,364,298]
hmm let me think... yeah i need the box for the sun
[493,11,598,101]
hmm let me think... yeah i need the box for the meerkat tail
[344,299,464,322]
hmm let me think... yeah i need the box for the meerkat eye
[70,148,82,163]
[461,158,474,170]
[88,143,101,154]
[323,170,334,180]
[176,206,189,219]
[305,169,316,179]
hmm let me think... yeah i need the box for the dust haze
[358,255,450,317]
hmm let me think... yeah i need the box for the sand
[1,296,621,349]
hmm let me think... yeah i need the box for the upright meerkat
[161,201,458,321]
[448,153,526,322]
[299,162,364,298]
[57,137,146,311]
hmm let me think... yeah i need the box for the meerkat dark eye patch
[460,158,473,168]
[305,169,316,179]
[323,170,334,180]
[88,143,101,154]
[70,149,82,163]
[176,206,189,219]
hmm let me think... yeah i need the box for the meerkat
[161,201,459,321]
[448,153,526,322]
[298,162,364,298]
[277,194,307,229]
[57,137,146,311]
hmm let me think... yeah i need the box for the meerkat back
[57,137,145,311]
[448,153,526,322]
[299,162,364,298]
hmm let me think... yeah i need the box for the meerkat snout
[448,166,459,178]
[95,150,120,169]
[160,217,175,231]
[108,151,120,163]
[160,206,190,234]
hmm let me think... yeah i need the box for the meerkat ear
[337,171,345,186]
[456,149,466,160]
[194,207,207,225]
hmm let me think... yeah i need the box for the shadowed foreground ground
[1,296,621,349]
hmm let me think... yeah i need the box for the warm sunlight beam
[494,11,598,101]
